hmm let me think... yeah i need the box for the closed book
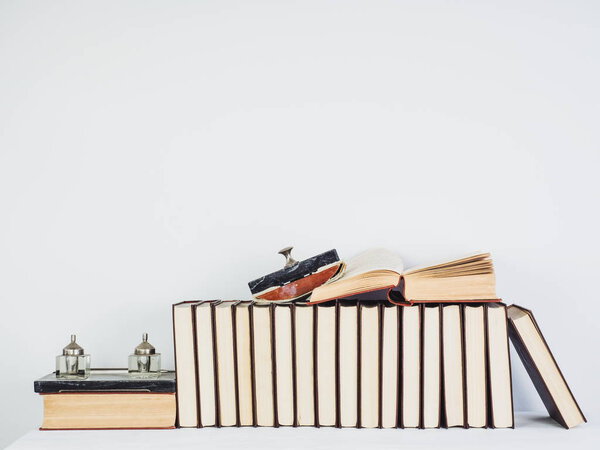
[194,301,217,427]
[252,303,276,426]
[295,303,317,426]
[463,304,487,428]
[507,305,585,429]
[359,302,380,428]
[422,304,441,428]
[380,303,399,428]
[401,305,420,428]
[338,301,359,427]
[274,304,294,426]
[441,304,466,428]
[234,302,255,426]
[172,301,200,427]
[315,303,336,426]
[486,304,514,428]
[35,370,176,430]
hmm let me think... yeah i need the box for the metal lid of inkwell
[134,333,156,356]
[62,334,85,356]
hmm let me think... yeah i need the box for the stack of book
[173,301,514,428]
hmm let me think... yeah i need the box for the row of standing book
[173,301,515,428]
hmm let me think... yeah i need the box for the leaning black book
[507,305,586,429]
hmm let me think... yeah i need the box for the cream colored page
[404,252,490,275]
[422,307,440,428]
[339,306,358,426]
[253,307,274,426]
[465,306,486,427]
[174,304,198,427]
[295,306,315,425]
[235,305,254,426]
[442,305,465,427]
[316,307,336,426]
[216,305,237,426]
[381,306,398,428]
[340,248,404,279]
[195,306,216,426]
[488,306,513,427]
[275,307,294,426]
[402,306,420,427]
[360,306,380,428]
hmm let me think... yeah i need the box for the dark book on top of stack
[172,300,514,429]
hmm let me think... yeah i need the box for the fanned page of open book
[403,252,492,277]
[308,249,404,304]
[340,248,404,279]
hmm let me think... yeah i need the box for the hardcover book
[308,249,498,305]
[507,305,585,429]
[34,370,176,430]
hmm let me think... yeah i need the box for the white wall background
[1,0,599,446]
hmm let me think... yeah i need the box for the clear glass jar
[128,333,161,378]
[55,335,90,379]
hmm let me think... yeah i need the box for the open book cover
[308,249,499,305]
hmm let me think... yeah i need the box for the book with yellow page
[308,249,498,305]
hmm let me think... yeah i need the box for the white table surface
[6,412,597,450]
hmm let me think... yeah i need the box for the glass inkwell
[56,334,91,379]
[128,333,161,378]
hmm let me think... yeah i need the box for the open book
[308,249,498,305]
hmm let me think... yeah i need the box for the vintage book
[507,305,585,429]
[309,249,498,305]
[194,301,217,427]
[380,303,399,428]
[422,304,441,428]
[172,301,200,427]
[295,303,316,426]
[251,303,276,426]
[338,302,358,427]
[401,305,420,427]
[214,301,238,426]
[275,304,295,426]
[486,304,514,428]
[315,303,336,426]
[442,304,466,428]
[463,304,487,428]
[35,370,176,430]
[234,302,255,426]
[359,302,380,428]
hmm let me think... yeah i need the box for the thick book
[315,303,335,426]
[35,370,176,430]
[338,302,359,427]
[173,301,200,427]
[401,305,420,427]
[507,305,585,429]
[486,304,514,428]
[380,303,399,428]
[422,305,441,428]
[463,304,487,428]
[441,304,465,428]
[309,249,498,305]
[359,302,380,428]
